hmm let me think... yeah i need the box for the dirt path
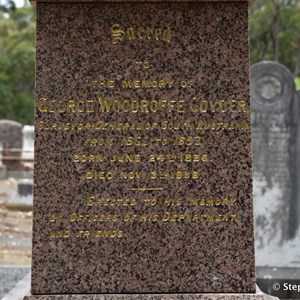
[0,205,32,265]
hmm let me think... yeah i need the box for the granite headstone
[25,0,274,299]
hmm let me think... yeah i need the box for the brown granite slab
[31,0,248,3]
[24,293,278,300]
[31,0,255,296]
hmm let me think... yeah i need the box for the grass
[295,77,300,90]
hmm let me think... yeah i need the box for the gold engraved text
[76,230,123,238]
[86,196,137,207]
[162,212,237,222]
[111,24,171,44]
[37,97,249,114]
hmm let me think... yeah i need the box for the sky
[14,0,29,7]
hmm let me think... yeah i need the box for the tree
[0,0,16,13]
[280,7,300,76]
[250,0,300,76]
[0,5,35,125]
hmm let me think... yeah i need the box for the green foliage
[0,5,35,125]
[250,0,300,76]
[295,77,300,90]
[0,1,16,13]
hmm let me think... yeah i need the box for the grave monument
[251,61,300,267]
[25,0,276,299]
[0,120,23,171]
[251,61,300,298]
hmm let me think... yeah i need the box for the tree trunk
[271,0,281,62]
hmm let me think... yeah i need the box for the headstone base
[24,292,279,300]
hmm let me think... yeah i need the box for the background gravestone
[0,141,7,179]
[21,125,34,161]
[250,61,300,268]
[24,0,275,299]
[0,120,23,171]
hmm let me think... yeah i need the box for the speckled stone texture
[24,293,280,300]
[31,0,248,3]
[31,0,256,297]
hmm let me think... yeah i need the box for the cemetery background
[0,0,299,299]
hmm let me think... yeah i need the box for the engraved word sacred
[111,24,172,44]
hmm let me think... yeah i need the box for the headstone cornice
[31,0,248,4]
